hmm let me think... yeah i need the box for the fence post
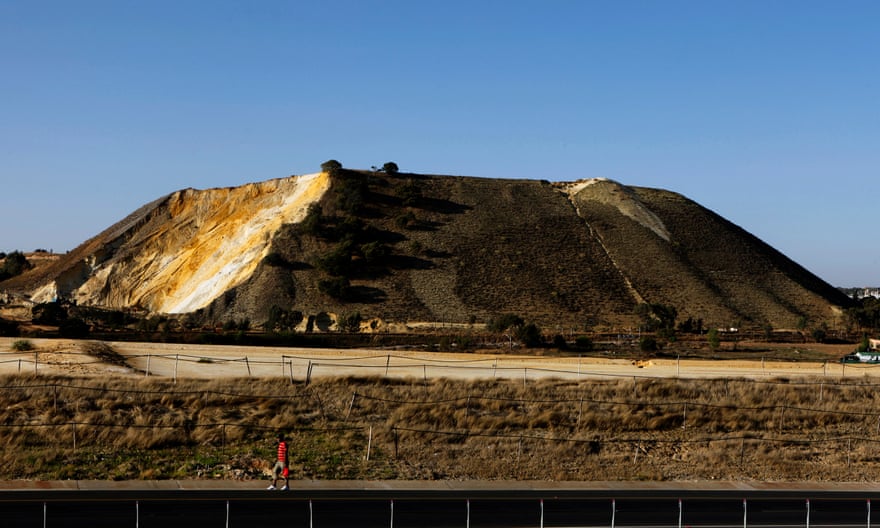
[306,361,313,386]
[288,360,294,385]
[146,354,151,377]
[34,351,38,375]
[678,498,682,528]
[72,422,77,451]
[365,425,372,461]
[174,354,179,384]
[806,498,810,528]
[577,397,583,427]
[346,393,357,421]
[743,498,747,528]
[385,355,391,376]
[611,498,616,528]
[245,357,251,377]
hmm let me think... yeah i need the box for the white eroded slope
[561,178,671,241]
[71,172,330,313]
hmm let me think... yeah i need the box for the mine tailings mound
[1,167,853,332]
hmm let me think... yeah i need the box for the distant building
[855,351,880,362]
[860,288,880,299]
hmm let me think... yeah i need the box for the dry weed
[1,373,880,481]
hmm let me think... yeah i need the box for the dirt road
[0,337,871,382]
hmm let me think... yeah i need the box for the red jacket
[277,441,288,462]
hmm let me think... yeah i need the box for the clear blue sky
[2,1,877,287]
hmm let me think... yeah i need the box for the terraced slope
[1,168,852,331]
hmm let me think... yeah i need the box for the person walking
[267,433,290,491]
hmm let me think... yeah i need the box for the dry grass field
[0,337,876,483]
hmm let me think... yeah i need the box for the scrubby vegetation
[0,251,31,281]
[2,373,880,482]
[10,339,33,351]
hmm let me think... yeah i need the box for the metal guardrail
[2,484,880,528]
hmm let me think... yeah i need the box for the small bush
[639,336,658,352]
[300,203,324,237]
[320,159,342,173]
[397,179,421,206]
[487,314,525,333]
[707,328,721,351]
[11,339,34,352]
[315,243,354,277]
[516,323,543,348]
[318,277,351,299]
[339,312,362,333]
[334,176,367,215]
[575,336,593,351]
[0,251,32,281]
[552,334,567,350]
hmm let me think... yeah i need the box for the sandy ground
[0,337,873,382]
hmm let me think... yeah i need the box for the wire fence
[2,379,880,455]
[6,346,880,477]
[2,348,880,384]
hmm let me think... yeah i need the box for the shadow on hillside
[402,219,445,232]
[386,255,436,270]
[346,286,387,303]
[416,197,471,215]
